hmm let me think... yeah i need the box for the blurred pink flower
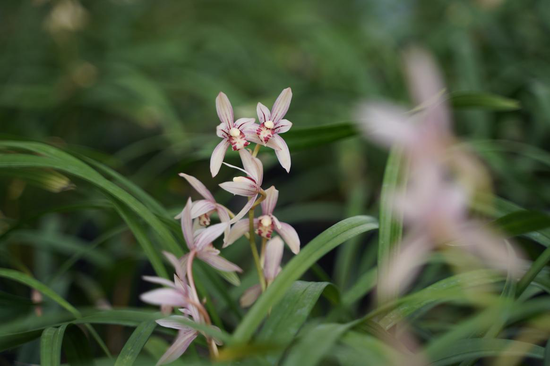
[211,92,256,177]
[179,198,242,273]
[219,149,264,223]
[224,186,300,254]
[240,236,284,307]
[247,88,293,172]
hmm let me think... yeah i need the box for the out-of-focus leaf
[114,321,157,366]
[544,338,550,366]
[449,92,520,111]
[429,339,543,365]
[254,281,334,364]
[342,268,377,306]
[62,325,95,366]
[377,147,405,303]
[283,123,357,151]
[494,210,550,237]
[232,216,378,344]
[40,325,68,366]
[0,330,42,352]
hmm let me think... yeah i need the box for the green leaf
[377,147,406,303]
[342,268,377,306]
[232,216,378,344]
[40,325,68,366]
[449,92,521,111]
[257,281,334,365]
[494,210,550,237]
[0,330,43,352]
[375,269,502,329]
[429,339,543,365]
[63,325,95,366]
[114,321,157,366]
[544,338,550,366]
[283,322,354,366]
[283,123,357,151]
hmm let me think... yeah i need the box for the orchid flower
[179,197,242,273]
[240,236,284,307]
[218,149,264,223]
[178,173,230,227]
[248,88,293,172]
[224,186,300,254]
[211,92,256,177]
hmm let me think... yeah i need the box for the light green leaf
[450,92,520,111]
[114,321,157,366]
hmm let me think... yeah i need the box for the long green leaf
[257,281,334,365]
[40,324,68,366]
[377,147,405,304]
[232,216,378,344]
[114,321,157,366]
[449,92,521,110]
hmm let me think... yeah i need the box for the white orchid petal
[216,92,234,129]
[140,288,187,307]
[219,181,258,197]
[180,198,195,250]
[240,284,262,308]
[194,222,226,250]
[275,119,292,134]
[210,139,230,178]
[238,149,263,184]
[271,135,291,172]
[276,222,300,254]
[256,102,271,123]
[261,186,279,215]
[156,327,198,365]
[162,251,186,279]
[271,87,292,123]
[142,276,175,288]
[224,219,250,247]
[263,236,284,280]
[190,200,216,218]
[179,173,215,202]
[197,250,243,272]
[229,194,258,224]
[234,117,256,130]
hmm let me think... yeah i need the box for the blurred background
[1,0,550,362]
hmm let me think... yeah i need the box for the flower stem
[248,203,266,292]
[252,144,261,157]
[260,237,267,267]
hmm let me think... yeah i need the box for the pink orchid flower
[178,173,230,227]
[248,88,293,172]
[240,236,284,307]
[179,198,242,273]
[218,149,264,224]
[211,92,256,177]
[224,186,300,254]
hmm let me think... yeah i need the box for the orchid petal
[216,123,227,138]
[276,222,300,254]
[234,117,256,130]
[197,247,243,272]
[256,102,271,123]
[224,219,250,247]
[163,251,186,279]
[180,198,195,250]
[230,194,258,224]
[140,288,187,307]
[271,135,291,172]
[275,119,292,134]
[179,173,215,202]
[246,133,264,146]
[240,284,262,308]
[238,149,263,184]
[216,92,234,129]
[216,204,231,241]
[142,276,175,288]
[271,87,292,123]
[261,186,279,215]
[190,199,216,218]
[272,215,283,230]
[263,236,284,280]
[210,139,230,177]
[156,327,198,365]
[156,315,192,330]
[219,181,258,197]
[194,222,226,251]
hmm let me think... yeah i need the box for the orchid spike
[178,198,242,273]
[211,92,256,177]
[240,236,284,307]
[225,186,300,254]
[248,88,293,172]
[219,149,264,224]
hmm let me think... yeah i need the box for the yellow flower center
[233,176,248,183]
[264,120,274,129]
[260,215,272,227]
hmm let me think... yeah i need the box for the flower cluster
[356,47,518,299]
[141,88,300,364]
